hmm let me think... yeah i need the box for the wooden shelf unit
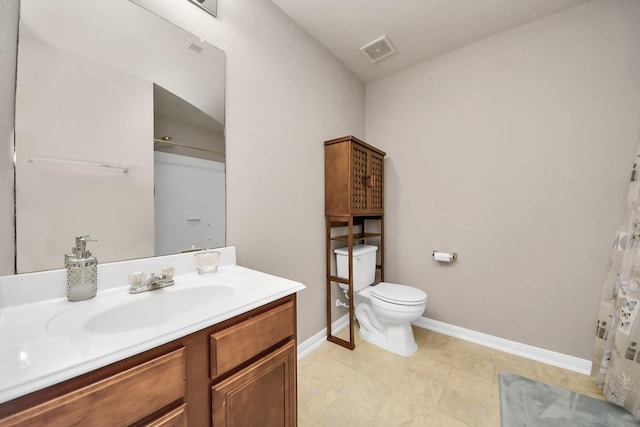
[324,136,386,350]
[325,215,384,349]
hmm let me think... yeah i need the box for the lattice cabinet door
[368,149,384,213]
[325,135,386,215]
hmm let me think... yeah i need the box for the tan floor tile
[449,336,500,358]
[445,369,493,402]
[408,352,452,383]
[488,404,501,427]
[339,341,414,387]
[425,345,494,381]
[298,351,357,388]
[298,410,322,427]
[374,390,437,426]
[356,354,409,388]
[325,339,383,373]
[373,342,417,368]
[297,374,341,422]
[566,373,606,400]
[394,369,444,408]
[492,351,539,380]
[299,326,602,427]
[437,386,492,427]
[316,396,374,427]
[338,370,389,413]
[534,362,576,387]
[413,327,456,349]
[534,363,605,400]
[490,376,501,406]
[429,411,474,427]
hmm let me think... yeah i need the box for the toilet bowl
[355,283,427,356]
[334,245,428,357]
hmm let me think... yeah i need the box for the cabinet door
[368,150,384,213]
[351,144,384,215]
[212,341,296,427]
[350,143,369,214]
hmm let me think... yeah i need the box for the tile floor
[297,325,603,427]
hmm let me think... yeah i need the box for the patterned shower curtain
[592,142,640,418]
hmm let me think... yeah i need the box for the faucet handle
[128,271,147,288]
[162,266,175,281]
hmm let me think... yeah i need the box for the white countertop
[0,247,305,404]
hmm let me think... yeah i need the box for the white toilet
[335,244,427,357]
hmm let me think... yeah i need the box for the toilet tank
[334,244,378,291]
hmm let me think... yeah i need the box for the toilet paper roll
[433,252,454,262]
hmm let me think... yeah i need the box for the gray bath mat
[499,371,640,426]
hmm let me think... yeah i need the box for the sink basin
[47,284,236,336]
[86,285,235,333]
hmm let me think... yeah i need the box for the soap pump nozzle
[73,235,97,259]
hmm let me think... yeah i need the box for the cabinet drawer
[1,348,186,427]
[211,301,294,377]
[143,403,187,427]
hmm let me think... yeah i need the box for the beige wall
[218,2,365,344]
[132,0,366,342]
[366,0,640,359]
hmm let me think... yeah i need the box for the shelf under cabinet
[329,232,381,243]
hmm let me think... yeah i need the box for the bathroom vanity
[0,247,304,426]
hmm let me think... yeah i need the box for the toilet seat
[370,282,427,306]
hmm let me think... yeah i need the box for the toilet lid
[370,282,427,305]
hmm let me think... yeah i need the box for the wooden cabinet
[212,341,296,427]
[324,136,386,350]
[210,300,296,427]
[324,135,385,216]
[0,295,297,427]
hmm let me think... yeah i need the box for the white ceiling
[271,0,590,83]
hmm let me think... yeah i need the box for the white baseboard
[412,317,592,375]
[297,314,592,375]
[297,314,349,360]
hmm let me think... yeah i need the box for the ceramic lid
[334,244,377,257]
[370,282,427,305]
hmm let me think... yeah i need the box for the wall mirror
[13,0,225,273]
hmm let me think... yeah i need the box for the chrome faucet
[129,268,175,294]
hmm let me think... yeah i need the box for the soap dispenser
[66,236,98,301]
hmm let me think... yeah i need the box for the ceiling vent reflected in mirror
[359,35,396,63]
[188,0,217,17]
[186,40,204,54]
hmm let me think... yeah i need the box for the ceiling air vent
[359,36,396,63]
[187,41,204,54]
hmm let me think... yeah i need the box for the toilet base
[358,322,417,357]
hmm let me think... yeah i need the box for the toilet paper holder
[432,251,457,262]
